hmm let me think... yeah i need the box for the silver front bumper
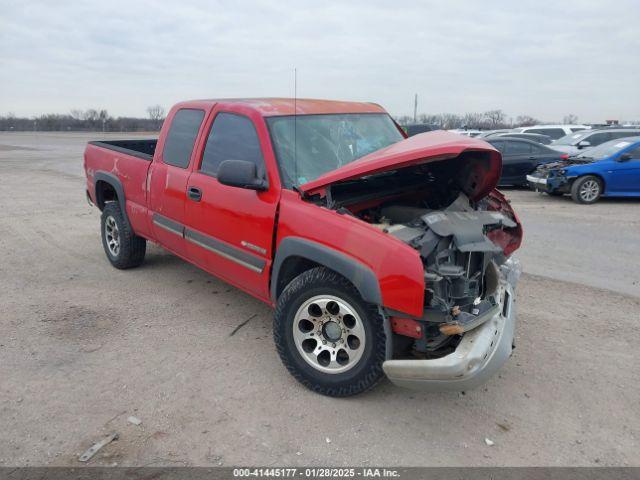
[383,257,521,392]
[526,174,547,185]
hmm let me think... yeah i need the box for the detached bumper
[382,257,521,392]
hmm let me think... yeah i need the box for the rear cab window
[200,112,266,177]
[163,109,205,168]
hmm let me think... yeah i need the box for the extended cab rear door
[148,107,207,256]
[183,107,280,301]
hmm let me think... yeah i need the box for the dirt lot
[1,132,639,467]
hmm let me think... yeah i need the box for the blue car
[526,136,640,204]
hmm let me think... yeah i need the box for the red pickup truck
[84,98,522,397]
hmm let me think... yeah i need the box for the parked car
[475,129,514,138]
[493,132,553,145]
[83,98,522,397]
[527,137,640,204]
[448,129,483,137]
[404,123,437,136]
[512,124,589,140]
[549,128,640,155]
[486,137,568,186]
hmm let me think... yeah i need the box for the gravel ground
[1,132,639,467]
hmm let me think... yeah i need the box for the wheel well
[572,173,606,192]
[273,256,322,300]
[95,180,118,210]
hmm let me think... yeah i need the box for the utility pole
[413,94,418,123]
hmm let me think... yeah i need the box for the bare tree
[70,109,83,120]
[483,110,507,129]
[515,115,539,127]
[395,115,413,125]
[147,105,165,120]
[462,112,484,129]
[563,114,579,124]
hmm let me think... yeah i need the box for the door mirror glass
[618,153,632,162]
[217,160,267,191]
[577,140,591,149]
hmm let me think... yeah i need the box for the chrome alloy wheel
[579,179,600,202]
[104,215,120,256]
[292,295,366,374]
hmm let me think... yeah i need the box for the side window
[162,109,205,168]
[626,146,640,159]
[531,144,548,154]
[570,127,586,132]
[586,132,611,146]
[200,112,265,177]
[490,140,506,152]
[537,128,565,139]
[612,131,640,140]
[505,141,532,155]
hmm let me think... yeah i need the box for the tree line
[0,105,166,132]
[395,110,581,129]
[0,105,581,132]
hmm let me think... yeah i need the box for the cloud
[1,0,639,122]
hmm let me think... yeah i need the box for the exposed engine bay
[360,192,517,356]
[324,154,521,358]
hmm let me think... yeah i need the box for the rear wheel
[571,175,602,204]
[273,267,386,397]
[101,202,146,269]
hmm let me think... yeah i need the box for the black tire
[100,202,146,269]
[571,175,602,204]
[273,267,386,397]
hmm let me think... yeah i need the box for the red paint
[84,98,522,318]
[391,317,423,339]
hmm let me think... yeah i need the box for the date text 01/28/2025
[232,468,400,477]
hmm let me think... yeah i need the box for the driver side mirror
[217,160,267,191]
[618,153,632,162]
[577,140,591,149]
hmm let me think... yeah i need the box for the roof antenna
[294,67,298,186]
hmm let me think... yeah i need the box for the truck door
[148,108,206,257]
[183,110,279,300]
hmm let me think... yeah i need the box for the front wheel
[571,175,602,204]
[273,267,387,397]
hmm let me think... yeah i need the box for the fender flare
[94,171,131,230]
[271,237,382,305]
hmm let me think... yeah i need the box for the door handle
[188,186,202,202]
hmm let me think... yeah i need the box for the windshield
[554,131,590,145]
[574,139,636,160]
[267,113,404,188]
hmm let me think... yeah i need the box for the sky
[1,0,639,122]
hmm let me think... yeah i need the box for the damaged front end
[376,192,522,390]
[300,133,523,391]
[355,190,522,391]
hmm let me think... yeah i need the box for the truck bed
[88,139,157,160]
